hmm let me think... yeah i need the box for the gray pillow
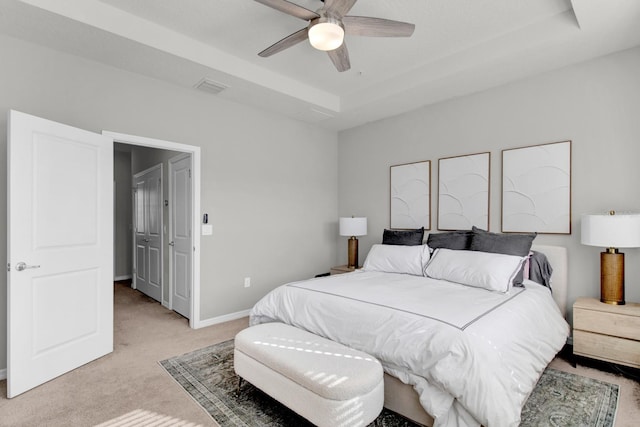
[382,227,424,246]
[470,226,536,257]
[426,230,473,250]
[528,251,553,290]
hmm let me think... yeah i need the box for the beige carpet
[0,282,638,426]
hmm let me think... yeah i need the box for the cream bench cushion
[234,322,384,427]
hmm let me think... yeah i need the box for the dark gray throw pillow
[426,230,473,250]
[382,227,424,246]
[469,226,536,257]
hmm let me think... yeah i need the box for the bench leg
[235,376,244,397]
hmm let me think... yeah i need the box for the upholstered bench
[234,322,384,427]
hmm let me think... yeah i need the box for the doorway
[106,131,202,328]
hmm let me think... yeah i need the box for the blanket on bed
[250,271,569,427]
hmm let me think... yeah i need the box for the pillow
[469,226,536,257]
[528,250,554,290]
[382,227,424,246]
[426,230,473,251]
[513,251,533,287]
[363,244,430,276]
[424,248,525,293]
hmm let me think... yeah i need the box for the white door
[169,154,192,318]
[133,165,163,303]
[7,110,113,398]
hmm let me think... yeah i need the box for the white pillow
[363,244,430,276]
[424,248,525,293]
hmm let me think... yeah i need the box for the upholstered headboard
[531,245,568,318]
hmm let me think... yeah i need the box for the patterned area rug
[159,340,619,427]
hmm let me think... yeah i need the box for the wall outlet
[244,277,251,288]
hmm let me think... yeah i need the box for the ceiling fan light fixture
[308,20,344,51]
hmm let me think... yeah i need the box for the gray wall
[114,148,132,279]
[0,34,338,370]
[338,46,640,322]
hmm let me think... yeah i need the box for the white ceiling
[2,0,640,131]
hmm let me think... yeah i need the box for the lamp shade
[581,213,640,248]
[339,217,367,237]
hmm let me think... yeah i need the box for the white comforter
[250,271,570,427]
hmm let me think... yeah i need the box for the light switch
[202,224,213,235]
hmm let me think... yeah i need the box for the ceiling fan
[254,0,415,72]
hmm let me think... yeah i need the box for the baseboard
[0,368,6,380]
[195,309,251,329]
[114,275,132,281]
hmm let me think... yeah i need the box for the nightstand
[330,265,359,275]
[573,297,640,369]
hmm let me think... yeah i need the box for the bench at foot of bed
[234,322,384,427]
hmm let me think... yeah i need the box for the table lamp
[339,217,367,268]
[581,211,640,305]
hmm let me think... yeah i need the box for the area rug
[160,340,619,427]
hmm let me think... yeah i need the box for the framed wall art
[390,160,431,230]
[438,152,490,230]
[502,140,572,234]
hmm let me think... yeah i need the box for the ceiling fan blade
[343,16,415,37]
[325,0,358,17]
[259,27,309,57]
[327,43,350,72]
[254,0,319,21]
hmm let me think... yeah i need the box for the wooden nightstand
[330,265,359,275]
[573,297,640,369]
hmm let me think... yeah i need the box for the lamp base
[600,251,625,305]
[347,237,359,269]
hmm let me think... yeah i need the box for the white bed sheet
[250,271,570,427]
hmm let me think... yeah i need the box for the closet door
[133,164,163,302]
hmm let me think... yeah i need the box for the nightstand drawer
[574,309,640,341]
[573,330,640,369]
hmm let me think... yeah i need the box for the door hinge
[189,168,191,178]
[7,263,10,272]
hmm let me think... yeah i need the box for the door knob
[15,262,41,272]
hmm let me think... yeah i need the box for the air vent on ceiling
[194,78,229,95]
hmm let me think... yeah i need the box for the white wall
[0,34,338,370]
[338,47,640,320]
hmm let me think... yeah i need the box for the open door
[132,164,163,303]
[7,110,113,398]
[169,154,192,318]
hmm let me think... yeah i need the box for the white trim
[196,309,251,329]
[114,275,132,281]
[103,131,202,329]
[0,368,6,380]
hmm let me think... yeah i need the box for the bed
[249,235,570,427]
